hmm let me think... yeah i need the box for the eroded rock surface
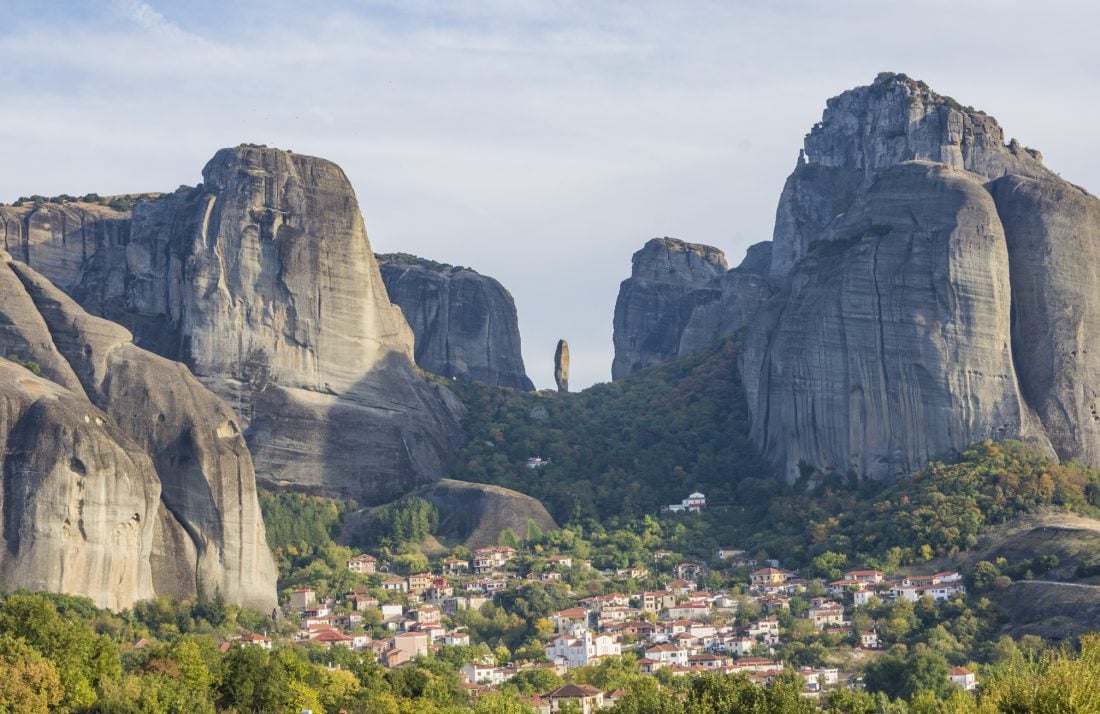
[378,254,534,390]
[0,253,276,609]
[7,147,466,504]
[612,238,771,379]
[742,73,1099,482]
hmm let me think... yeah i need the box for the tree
[863,645,952,701]
[0,593,120,710]
[0,635,63,713]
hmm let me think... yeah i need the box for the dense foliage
[448,339,1100,571]
[450,339,773,526]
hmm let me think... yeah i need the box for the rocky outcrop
[377,254,534,390]
[740,162,1050,481]
[6,147,465,504]
[0,202,131,295]
[991,175,1100,466]
[740,73,1100,482]
[413,479,557,550]
[769,72,1049,280]
[554,339,569,393]
[0,253,277,610]
[612,238,771,379]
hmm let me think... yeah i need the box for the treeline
[447,338,1100,572]
[449,339,773,527]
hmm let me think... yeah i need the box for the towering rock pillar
[554,339,570,393]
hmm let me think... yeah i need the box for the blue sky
[3,1,1098,388]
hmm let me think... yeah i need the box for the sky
[2,1,1098,389]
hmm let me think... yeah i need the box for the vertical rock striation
[32,147,466,503]
[377,254,534,390]
[0,252,277,610]
[612,238,772,379]
[742,73,1100,482]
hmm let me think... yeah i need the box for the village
[232,523,978,712]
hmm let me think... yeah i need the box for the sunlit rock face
[0,253,277,610]
[5,147,466,504]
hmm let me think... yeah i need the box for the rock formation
[554,339,569,393]
[740,73,1099,481]
[2,147,466,504]
[612,238,771,379]
[0,252,277,610]
[377,254,534,390]
[409,479,557,550]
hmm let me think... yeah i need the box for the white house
[546,628,620,668]
[950,667,977,691]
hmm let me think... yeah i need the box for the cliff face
[740,73,1100,482]
[0,253,277,610]
[377,255,534,390]
[612,238,771,379]
[4,148,466,504]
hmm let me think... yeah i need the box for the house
[346,590,379,612]
[950,666,977,691]
[381,647,409,668]
[427,578,453,600]
[547,555,573,569]
[236,632,273,649]
[667,492,707,513]
[750,568,794,589]
[645,643,689,666]
[640,591,676,612]
[615,566,649,579]
[543,684,605,714]
[346,554,378,574]
[310,629,356,649]
[688,653,727,669]
[392,632,429,658]
[472,546,517,573]
[674,562,704,580]
[526,457,551,469]
[441,631,471,647]
[546,630,621,668]
[667,578,697,594]
[463,662,509,686]
[716,548,746,560]
[667,601,710,620]
[409,604,441,624]
[653,550,675,560]
[805,602,844,629]
[859,631,880,649]
[289,588,316,611]
[549,607,590,632]
[381,576,408,593]
[843,569,885,583]
[407,573,433,594]
[442,558,470,574]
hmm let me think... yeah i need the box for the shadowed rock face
[612,238,771,380]
[0,253,277,610]
[740,162,1050,481]
[3,147,466,504]
[378,255,534,391]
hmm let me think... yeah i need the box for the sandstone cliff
[741,73,1100,482]
[0,252,277,610]
[3,148,466,504]
[612,238,771,379]
[377,254,534,390]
